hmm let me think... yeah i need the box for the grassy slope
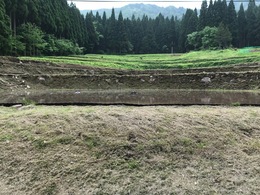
[20,49,260,70]
[0,106,260,194]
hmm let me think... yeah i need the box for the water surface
[1,89,260,106]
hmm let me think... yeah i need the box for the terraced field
[20,49,260,69]
[1,49,260,105]
[0,49,260,194]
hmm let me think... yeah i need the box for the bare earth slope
[0,106,260,194]
[1,56,260,91]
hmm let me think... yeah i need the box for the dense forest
[0,0,260,56]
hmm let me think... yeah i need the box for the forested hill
[80,3,186,19]
[0,0,88,56]
[0,0,260,57]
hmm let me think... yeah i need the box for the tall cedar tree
[168,16,177,53]
[97,12,108,52]
[154,14,168,52]
[4,0,19,36]
[117,12,131,53]
[206,0,214,27]
[227,0,238,47]
[213,0,225,26]
[216,22,232,48]
[237,4,247,47]
[107,8,118,53]
[129,16,144,53]
[140,16,158,53]
[85,12,98,53]
[140,24,158,53]
[198,0,208,30]
[246,0,257,46]
[255,5,260,45]
[0,0,11,55]
[179,9,198,52]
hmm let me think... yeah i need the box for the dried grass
[0,106,260,194]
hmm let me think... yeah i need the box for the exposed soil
[0,106,260,194]
[0,56,260,91]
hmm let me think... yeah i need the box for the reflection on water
[0,89,260,105]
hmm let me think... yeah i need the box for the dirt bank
[0,106,259,194]
[0,56,260,90]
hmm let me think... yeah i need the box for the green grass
[20,48,260,70]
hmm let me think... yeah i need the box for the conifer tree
[129,16,144,53]
[27,0,40,25]
[117,11,131,53]
[97,11,107,52]
[213,0,224,26]
[140,24,157,53]
[0,0,11,55]
[4,0,18,36]
[165,16,177,53]
[237,4,247,47]
[254,6,260,45]
[107,8,118,53]
[246,0,257,46]
[227,0,238,47]
[221,0,228,25]
[216,22,232,48]
[206,0,214,27]
[154,14,168,52]
[16,0,28,25]
[179,9,198,52]
[198,0,208,30]
[85,12,98,53]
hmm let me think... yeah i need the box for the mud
[0,56,260,105]
[1,89,260,106]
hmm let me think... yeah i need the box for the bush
[44,35,83,56]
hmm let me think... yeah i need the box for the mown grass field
[0,105,260,194]
[20,48,260,70]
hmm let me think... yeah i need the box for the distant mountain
[80,3,186,19]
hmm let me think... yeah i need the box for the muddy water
[0,89,260,106]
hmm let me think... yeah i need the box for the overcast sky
[70,1,202,10]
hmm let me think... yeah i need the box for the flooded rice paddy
[1,89,260,106]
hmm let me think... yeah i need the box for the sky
[68,0,202,10]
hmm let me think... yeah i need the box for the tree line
[0,0,87,56]
[0,0,260,56]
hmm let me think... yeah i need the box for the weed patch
[33,138,50,149]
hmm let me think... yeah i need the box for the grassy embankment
[0,106,260,194]
[21,48,260,70]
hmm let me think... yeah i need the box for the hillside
[80,3,186,19]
